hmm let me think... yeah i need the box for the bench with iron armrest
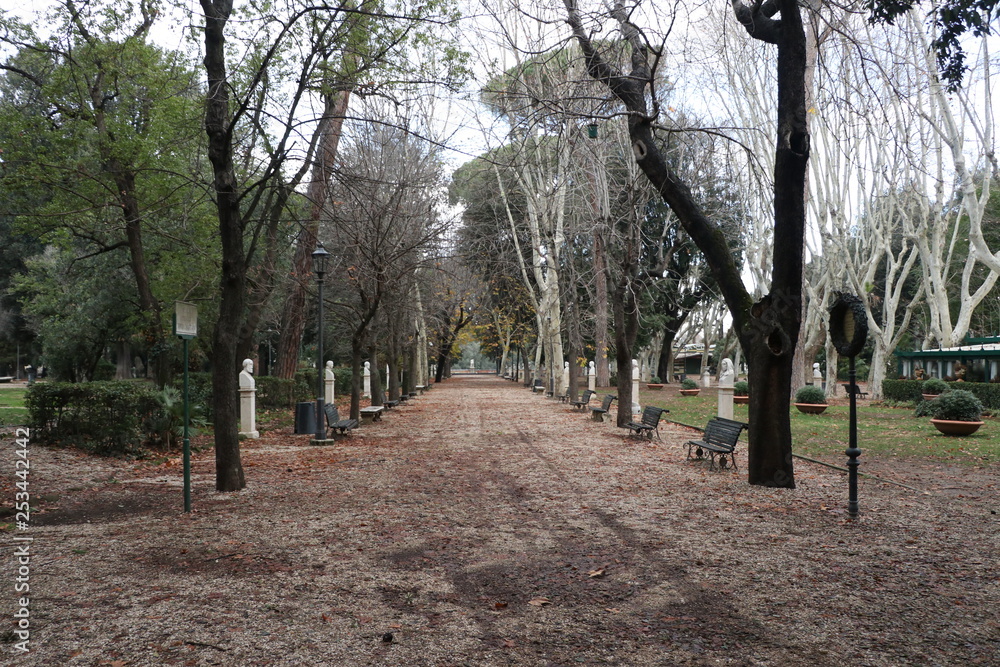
[324,403,359,436]
[531,378,545,393]
[685,417,746,471]
[570,389,595,412]
[622,406,669,440]
[590,394,617,422]
[842,383,868,399]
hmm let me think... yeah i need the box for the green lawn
[0,387,28,426]
[0,387,26,408]
[638,388,999,465]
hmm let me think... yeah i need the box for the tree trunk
[612,276,639,427]
[350,341,363,421]
[593,225,611,387]
[202,0,246,492]
[565,0,808,487]
[274,89,351,378]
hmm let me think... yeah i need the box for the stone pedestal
[702,371,712,388]
[238,358,259,438]
[239,389,259,438]
[631,358,641,416]
[562,361,570,396]
[717,358,734,420]
[363,361,371,399]
[588,361,596,392]
[325,361,335,405]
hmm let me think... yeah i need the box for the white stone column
[588,361,596,392]
[325,360,335,405]
[363,361,371,399]
[238,358,259,439]
[631,358,641,415]
[717,358,735,420]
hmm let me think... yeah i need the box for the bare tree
[324,112,448,420]
[563,0,810,487]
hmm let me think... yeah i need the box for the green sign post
[174,301,198,512]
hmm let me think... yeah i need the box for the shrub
[922,378,949,395]
[733,380,749,396]
[178,372,214,421]
[27,381,164,456]
[650,375,661,384]
[882,379,924,403]
[927,389,983,422]
[142,386,206,449]
[680,377,699,390]
[255,376,299,409]
[794,385,827,404]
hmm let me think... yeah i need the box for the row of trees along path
[15,375,998,665]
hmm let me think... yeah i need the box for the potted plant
[927,389,985,436]
[794,385,828,414]
[733,380,749,405]
[647,375,664,390]
[922,377,949,402]
[679,377,700,396]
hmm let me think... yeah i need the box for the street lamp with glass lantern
[312,242,331,443]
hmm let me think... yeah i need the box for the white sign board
[175,301,198,338]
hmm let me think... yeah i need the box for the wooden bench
[591,394,616,422]
[570,389,595,412]
[842,383,868,399]
[359,406,384,423]
[685,417,746,471]
[622,406,669,440]
[324,404,359,436]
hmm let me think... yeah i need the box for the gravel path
[2,375,998,665]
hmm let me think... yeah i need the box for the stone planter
[679,388,700,397]
[647,383,664,390]
[930,419,984,436]
[922,393,941,402]
[733,395,749,405]
[794,402,828,415]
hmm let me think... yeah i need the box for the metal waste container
[294,401,315,434]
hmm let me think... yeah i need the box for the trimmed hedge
[175,367,354,412]
[26,381,164,456]
[883,378,1000,410]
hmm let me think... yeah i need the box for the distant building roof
[896,336,1000,359]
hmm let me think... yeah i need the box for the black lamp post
[829,293,869,519]
[312,242,331,442]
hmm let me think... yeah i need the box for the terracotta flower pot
[679,388,700,397]
[922,393,940,402]
[733,395,749,405]
[930,419,984,436]
[794,403,828,414]
[647,383,664,390]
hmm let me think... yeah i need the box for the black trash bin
[294,401,315,435]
